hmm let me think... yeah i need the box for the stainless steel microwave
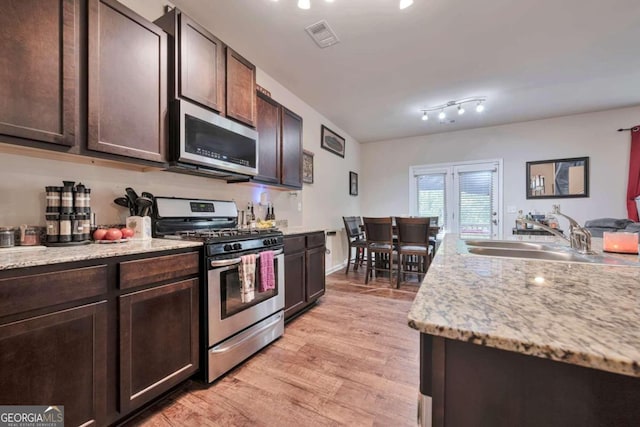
[172,100,258,177]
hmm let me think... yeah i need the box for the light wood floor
[125,269,421,427]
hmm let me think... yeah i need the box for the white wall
[361,106,640,236]
[0,0,361,271]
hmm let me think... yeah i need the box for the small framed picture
[321,125,346,158]
[302,150,314,184]
[349,171,358,196]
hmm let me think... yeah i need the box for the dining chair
[396,217,432,288]
[342,216,367,273]
[362,217,396,285]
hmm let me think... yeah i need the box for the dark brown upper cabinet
[0,0,78,147]
[155,9,226,115]
[255,92,281,184]
[155,9,257,129]
[181,13,226,114]
[226,48,257,128]
[281,107,303,189]
[253,94,303,189]
[88,0,167,163]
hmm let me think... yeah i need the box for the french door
[410,160,503,239]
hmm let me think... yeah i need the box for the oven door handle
[210,311,284,355]
[209,249,283,268]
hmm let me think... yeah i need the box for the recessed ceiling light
[399,0,414,10]
[298,0,310,9]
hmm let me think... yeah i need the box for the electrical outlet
[507,205,517,214]
[297,202,302,212]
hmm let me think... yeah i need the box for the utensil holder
[126,216,152,240]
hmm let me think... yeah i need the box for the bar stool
[428,216,439,261]
[362,217,396,285]
[396,217,432,288]
[342,216,367,273]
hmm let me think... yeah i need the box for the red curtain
[627,126,640,221]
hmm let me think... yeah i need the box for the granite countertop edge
[0,239,203,271]
[408,233,640,378]
[281,227,326,236]
[407,319,640,378]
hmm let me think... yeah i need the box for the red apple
[93,228,108,241]
[105,228,123,240]
[120,227,134,238]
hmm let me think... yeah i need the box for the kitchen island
[408,234,640,426]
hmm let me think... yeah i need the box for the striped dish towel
[259,250,275,292]
[239,254,256,303]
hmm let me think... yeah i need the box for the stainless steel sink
[460,240,640,266]
[466,247,592,262]
[464,240,554,251]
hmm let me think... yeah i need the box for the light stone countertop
[408,234,640,377]
[280,227,326,236]
[0,239,203,271]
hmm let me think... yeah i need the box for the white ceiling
[172,0,640,143]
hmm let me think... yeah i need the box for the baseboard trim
[325,261,347,275]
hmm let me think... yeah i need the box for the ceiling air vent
[305,20,340,48]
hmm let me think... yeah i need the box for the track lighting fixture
[419,97,487,123]
[422,111,429,121]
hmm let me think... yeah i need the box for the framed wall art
[349,171,358,196]
[321,125,345,158]
[302,150,314,184]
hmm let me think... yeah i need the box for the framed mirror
[526,157,589,199]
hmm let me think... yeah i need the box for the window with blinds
[410,160,502,239]
[416,173,446,228]
[457,170,496,239]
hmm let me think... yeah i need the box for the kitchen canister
[0,227,16,248]
[18,225,41,246]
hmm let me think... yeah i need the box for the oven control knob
[224,244,233,251]
[263,239,270,245]
[233,243,242,250]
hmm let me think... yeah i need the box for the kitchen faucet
[516,205,595,254]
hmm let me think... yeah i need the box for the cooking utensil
[141,192,155,217]
[114,196,135,216]
[125,187,138,205]
[135,196,153,217]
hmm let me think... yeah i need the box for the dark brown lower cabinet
[0,301,107,426]
[421,334,640,427]
[284,237,306,319]
[119,278,199,413]
[284,231,325,321]
[0,247,200,426]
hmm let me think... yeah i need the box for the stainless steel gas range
[153,197,284,383]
